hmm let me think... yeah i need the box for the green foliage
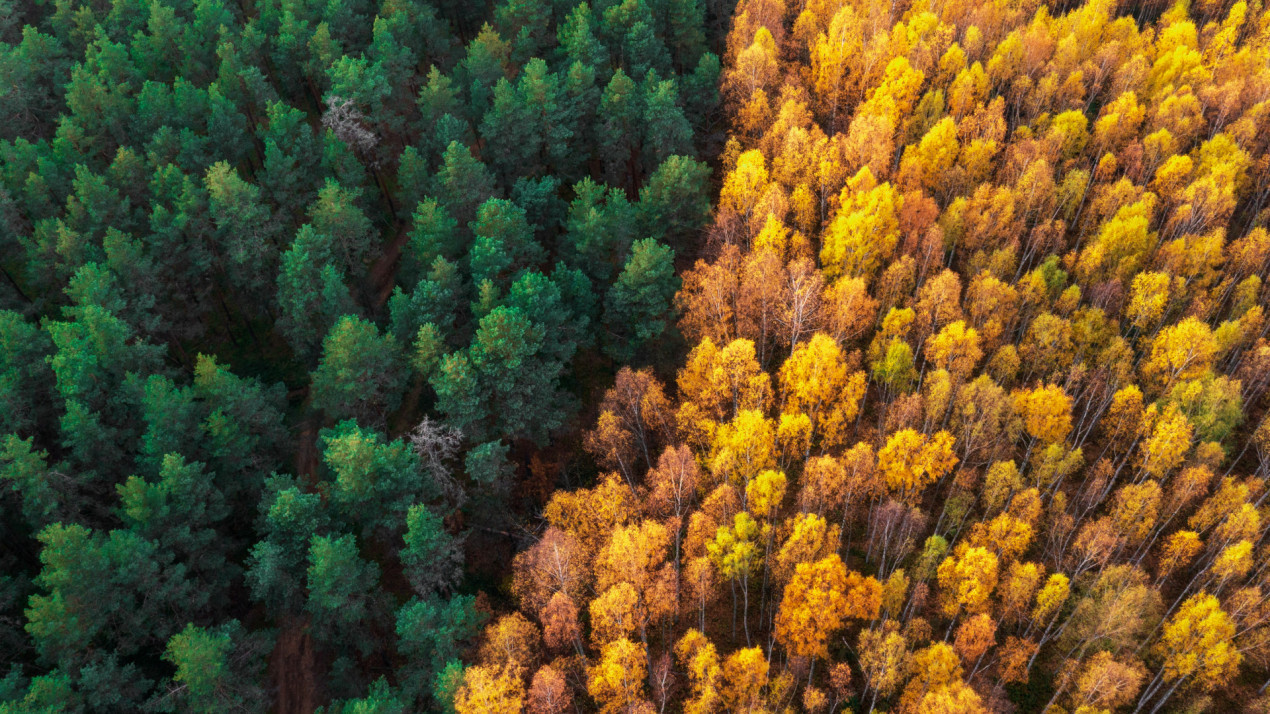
[402,504,464,598]
[480,58,573,182]
[1163,374,1244,444]
[321,420,436,535]
[468,197,544,288]
[309,180,378,278]
[245,475,330,618]
[435,141,499,228]
[603,238,679,362]
[396,595,484,703]
[205,161,278,302]
[306,533,381,653]
[310,316,408,425]
[116,454,230,588]
[26,523,195,671]
[563,177,639,283]
[0,0,720,706]
[638,155,711,249]
[0,310,54,436]
[0,434,58,527]
[389,257,462,343]
[321,677,408,714]
[432,661,465,714]
[156,621,266,714]
[404,198,461,285]
[464,439,516,519]
[277,225,359,361]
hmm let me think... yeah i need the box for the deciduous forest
[2,0,1270,712]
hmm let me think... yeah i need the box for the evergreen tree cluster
[0,0,722,710]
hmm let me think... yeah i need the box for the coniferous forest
[3,0,1270,712]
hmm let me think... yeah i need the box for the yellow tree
[1125,271,1171,332]
[809,4,866,127]
[897,117,959,195]
[677,246,741,348]
[708,512,762,644]
[1148,593,1241,706]
[721,647,769,712]
[709,409,776,491]
[588,637,651,714]
[684,556,719,634]
[1069,652,1146,712]
[479,612,542,673]
[926,321,984,380]
[595,519,676,638]
[966,511,1034,563]
[898,642,980,713]
[778,333,867,448]
[675,629,722,714]
[778,257,824,352]
[914,679,986,713]
[1108,481,1161,548]
[877,429,958,502]
[1137,404,1193,478]
[775,554,880,661]
[823,276,879,344]
[936,545,1000,617]
[820,168,903,281]
[965,271,1020,352]
[1156,530,1202,582]
[913,270,965,344]
[1014,383,1073,447]
[745,469,786,522]
[542,472,636,555]
[585,411,639,490]
[737,248,786,363]
[589,582,640,646]
[858,625,911,706]
[773,513,841,586]
[997,561,1044,626]
[678,338,773,433]
[1103,385,1146,453]
[720,149,772,229]
[455,665,526,714]
[725,27,780,112]
[1141,317,1218,391]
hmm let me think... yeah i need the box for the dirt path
[269,621,320,714]
[366,223,412,311]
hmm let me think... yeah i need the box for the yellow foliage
[775,554,880,659]
[1014,384,1074,444]
[926,320,984,379]
[1142,317,1218,390]
[455,665,527,714]
[819,168,903,280]
[937,546,1000,616]
[877,429,958,501]
[1156,593,1241,691]
[588,638,650,713]
[778,333,867,446]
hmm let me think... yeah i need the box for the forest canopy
[0,0,720,710]
[5,0,1270,712]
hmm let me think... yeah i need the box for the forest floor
[270,621,320,714]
